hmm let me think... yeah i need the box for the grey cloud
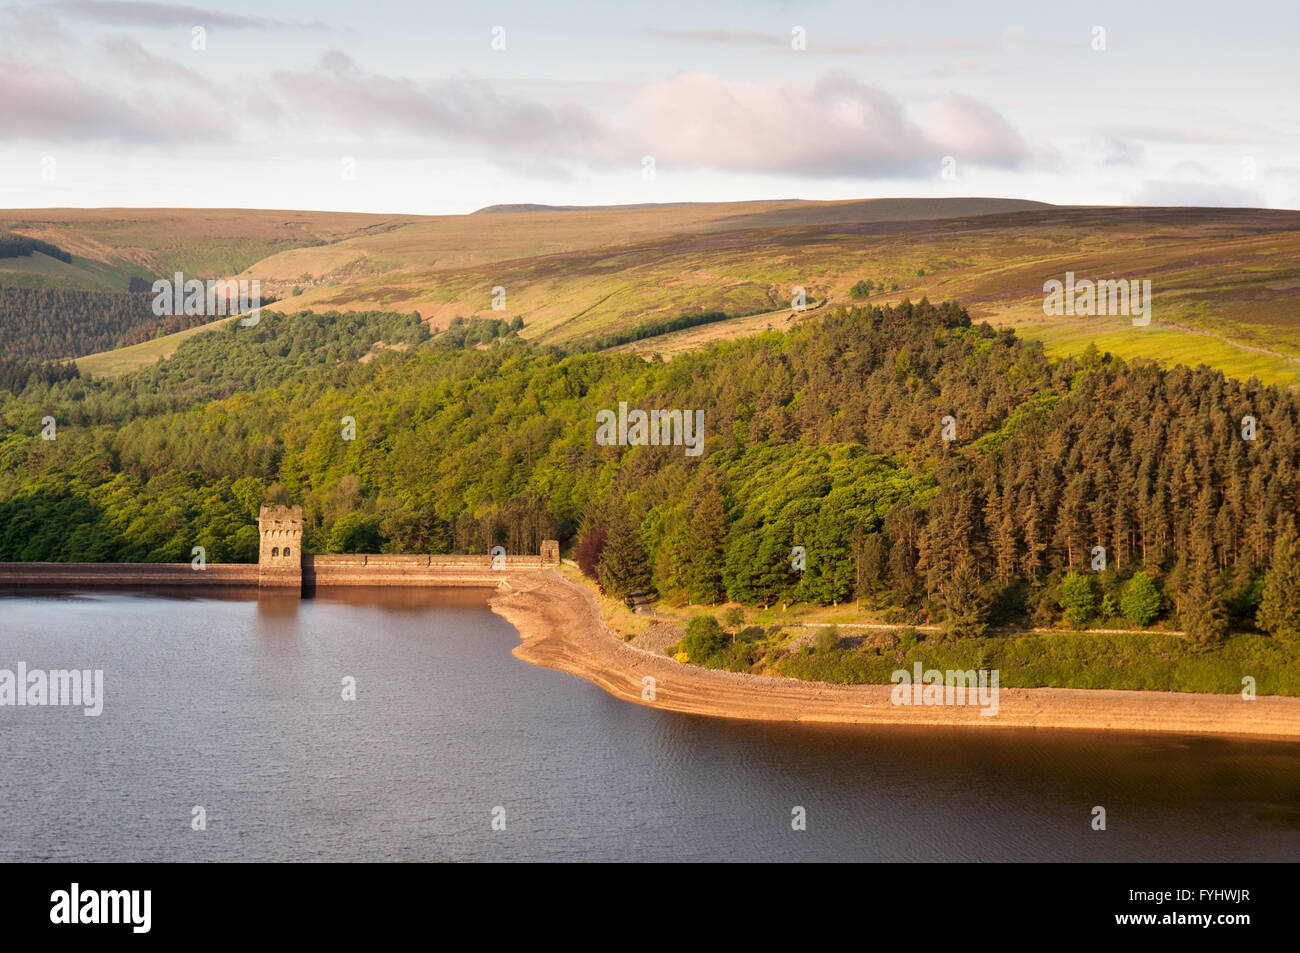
[1097,137,1145,167]
[930,36,986,52]
[1167,160,1217,179]
[798,40,910,54]
[645,27,978,55]
[645,28,785,46]
[0,6,77,49]
[50,1,324,29]
[0,55,226,142]
[102,35,214,88]
[270,53,620,164]
[1098,121,1280,146]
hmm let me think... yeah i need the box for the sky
[1,0,1297,213]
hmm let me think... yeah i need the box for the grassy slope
[0,250,130,292]
[43,200,1300,387]
[241,197,1053,313]
[0,208,413,291]
[75,315,241,377]
[605,206,1300,387]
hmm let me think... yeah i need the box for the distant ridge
[473,201,711,214]
[472,197,1058,218]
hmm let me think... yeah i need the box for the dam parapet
[304,553,555,588]
[0,503,561,594]
[0,562,260,587]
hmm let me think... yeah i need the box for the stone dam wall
[305,554,548,588]
[0,562,261,587]
[0,556,550,591]
[0,510,559,593]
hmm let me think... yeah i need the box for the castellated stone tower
[540,539,560,567]
[258,504,303,589]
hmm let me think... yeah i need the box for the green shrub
[813,626,840,653]
[1058,572,1097,629]
[1121,571,1162,627]
[683,615,729,662]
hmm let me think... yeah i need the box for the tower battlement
[258,504,303,588]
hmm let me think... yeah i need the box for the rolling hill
[0,208,412,292]
[1,199,1296,387]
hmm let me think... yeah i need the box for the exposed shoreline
[490,571,1300,740]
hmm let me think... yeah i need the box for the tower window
[272,547,279,556]
[284,547,291,557]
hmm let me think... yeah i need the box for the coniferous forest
[0,287,200,360]
[3,299,1300,664]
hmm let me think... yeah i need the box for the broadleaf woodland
[2,299,1299,689]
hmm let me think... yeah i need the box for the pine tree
[683,470,727,603]
[597,517,651,600]
[1180,490,1227,646]
[885,503,922,606]
[938,554,990,637]
[1180,557,1227,646]
[995,504,1018,584]
[851,525,885,599]
[1257,531,1300,640]
[1021,493,1045,583]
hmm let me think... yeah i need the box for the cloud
[0,55,225,141]
[641,70,1032,177]
[643,28,976,55]
[102,35,215,89]
[270,53,621,168]
[1167,160,1216,179]
[924,94,1032,166]
[799,40,910,54]
[930,36,986,52]
[645,28,785,46]
[0,5,77,51]
[1097,121,1279,147]
[1097,137,1145,167]
[49,1,324,30]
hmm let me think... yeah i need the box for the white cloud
[641,71,1031,178]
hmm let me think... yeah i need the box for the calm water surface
[1,587,1297,862]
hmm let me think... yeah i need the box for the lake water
[1,587,1297,862]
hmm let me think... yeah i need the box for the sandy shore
[489,571,1300,739]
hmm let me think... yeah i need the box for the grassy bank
[770,629,1299,695]
[647,603,1299,696]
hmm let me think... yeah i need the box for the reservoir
[1,587,1296,862]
